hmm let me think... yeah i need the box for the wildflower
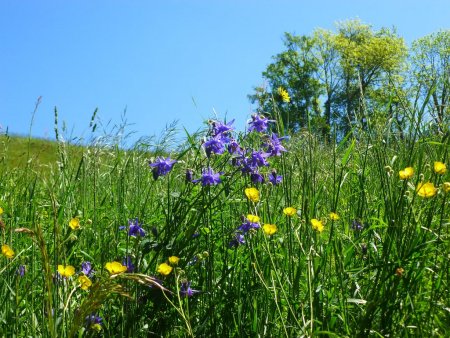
[351,219,364,231]
[57,265,75,278]
[263,223,277,236]
[227,139,243,155]
[417,182,437,198]
[395,267,405,277]
[17,265,26,277]
[180,281,200,297]
[69,217,80,230]
[123,256,135,272]
[248,114,272,133]
[399,167,414,180]
[434,161,447,174]
[311,219,324,233]
[149,157,177,180]
[247,214,260,223]
[277,87,290,103]
[443,182,450,193]
[245,187,260,202]
[78,275,92,290]
[168,256,180,265]
[81,261,93,276]
[210,119,235,138]
[1,244,14,259]
[250,170,265,184]
[265,133,287,157]
[157,262,173,276]
[229,233,246,247]
[329,212,340,221]
[105,261,127,274]
[0,207,3,215]
[185,169,194,183]
[127,218,146,237]
[283,207,297,217]
[204,136,225,157]
[268,170,283,185]
[193,167,222,186]
[250,150,270,167]
[85,315,102,332]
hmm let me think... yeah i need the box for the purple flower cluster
[229,216,260,248]
[351,219,364,231]
[81,261,94,277]
[149,157,177,180]
[123,255,135,272]
[120,218,146,237]
[203,119,236,157]
[248,114,273,133]
[192,167,223,186]
[180,281,200,297]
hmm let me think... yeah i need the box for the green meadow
[1,23,449,338]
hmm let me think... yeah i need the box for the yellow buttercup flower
[329,212,340,221]
[443,182,450,193]
[69,217,80,230]
[157,262,173,276]
[245,187,260,203]
[277,87,290,103]
[105,261,127,274]
[57,265,75,278]
[263,223,277,236]
[0,207,3,215]
[1,244,15,259]
[311,219,324,233]
[78,275,92,290]
[283,207,297,217]
[434,161,447,175]
[399,167,414,180]
[247,214,260,223]
[168,256,180,265]
[416,182,437,198]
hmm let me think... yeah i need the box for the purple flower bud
[81,261,93,276]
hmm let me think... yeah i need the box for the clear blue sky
[1,0,449,144]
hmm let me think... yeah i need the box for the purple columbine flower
[185,169,194,183]
[248,114,272,133]
[123,256,135,272]
[149,157,177,180]
[250,170,265,184]
[265,133,287,157]
[17,265,26,277]
[351,219,364,231]
[204,136,225,157]
[210,119,235,137]
[250,150,270,167]
[81,261,93,276]
[268,170,283,185]
[193,167,222,186]
[238,218,260,233]
[126,218,146,237]
[227,139,243,156]
[85,314,103,331]
[180,281,200,297]
[229,233,246,247]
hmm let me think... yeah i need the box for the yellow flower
[105,261,127,274]
[57,264,75,278]
[311,219,324,233]
[168,256,180,265]
[245,187,260,203]
[277,87,290,103]
[399,167,414,180]
[247,214,260,223]
[283,207,297,217]
[443,182,450,193]
[416,182,437,198]
[78,275,92,290]
[329,212,340,221]
[1,244,15,259]
[69,217,80,230]
[262,223,277,236]
[434,161,447,174]
[157,262,173,276]
[0,207,3,215]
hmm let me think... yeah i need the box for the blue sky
[1,0,449,144]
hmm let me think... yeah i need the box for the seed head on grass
[1,244,15,258]
[417,182,437,198]
[434,161,447,174]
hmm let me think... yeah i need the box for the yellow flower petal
[245,187,260,203]
[283,207,297,217]
[168,256,180,265]
[1,244,15,259]
[434,161,447,175]
[443,182,450,193]
[277,87,290,103]
[157,262,173,276]
[329,212,340,221]
[311,219,324,233]
[105,261,127,274]
[399,167,414,180]
[69,217,80,230]
[57,264,75,278]
[263,223,277,236]
[78,275,92,290]
[417,182,437,198]
[247,214,260,223]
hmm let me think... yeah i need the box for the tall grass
[0,101,449,337]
